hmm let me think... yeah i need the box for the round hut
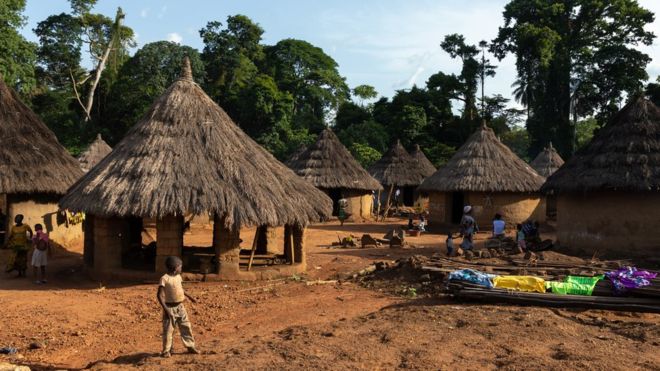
[78,134,112,172]
[59,59,332,281]
[410,144,437,210]
[542,97,660,260]
[368,140,428,207]
[0,75,84,248]
[419,123,546,227]
[287,128,382,221]
[530,142,564,219]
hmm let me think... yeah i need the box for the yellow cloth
[7,224,32,250]
[493,275,546,293]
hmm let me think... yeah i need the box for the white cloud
[140,8,149,18]
[166,32,182,44]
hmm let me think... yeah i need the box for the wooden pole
[376,189,381,221]
[247,227,259,271]
[381,184,394,222]
[289,229,295,265]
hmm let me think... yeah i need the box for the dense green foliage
[0,2,657,169]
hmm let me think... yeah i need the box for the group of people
[407,213,428,232]
[445,206,543,256]
[2,214,51,284]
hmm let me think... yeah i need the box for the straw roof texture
[287,128,382,191]
[530,143,564,178]
[411,144,436,177]
[543,97,660,193]
[419,124,545,193]
[60,59,332,227]
[0,76,83,195]
[368,140,428,187]
[78,134,113,173]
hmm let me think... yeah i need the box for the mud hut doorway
[451,192,465,224]
[403,186,415,206]
[121,217,156,271]
[328,189,342,216]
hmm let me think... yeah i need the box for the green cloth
[545,275,603,296]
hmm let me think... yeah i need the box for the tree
[352,84,378,105]
[493,0,655,158]
[334,101,371,132]
[440,34,480,120]
[101,41,206,143]
[646,77,660,107]
[396,105,428,148]
[501,127,530,161]
[0,0,37,95]
[337,120,390,153]
[349,143,381,168]
[477,40,497,117]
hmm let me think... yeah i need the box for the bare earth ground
[0,219,658,370]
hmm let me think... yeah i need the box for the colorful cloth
[448,269,496,288]
[7,224,32,250]
[546,275,603,296]
[493,275,546,293]
[605,267,657,293]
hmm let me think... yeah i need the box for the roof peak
[180,56,193,81]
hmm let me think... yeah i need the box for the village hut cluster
[0,76,84,248]
[286,128,382,221]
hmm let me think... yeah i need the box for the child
[407,217,414,230]
[157,256,200,358]
[446,233,454,256]
[492,213,505,239]
[31,224,51,284]
[516,224,526,254]
[418,215,426,232]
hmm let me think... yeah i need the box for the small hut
[60,59,332,280]
[419,124,546,227]
[287,128,382,221]
[410,144,437,210]
[530,143,564,219]
[368,140,428,207]
[0,76,84,247]
[542,97,660,260]
[78,134,112,172]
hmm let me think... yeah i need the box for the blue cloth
[605,266,657,293]
[0,347,17,354]
[448,269,497,288]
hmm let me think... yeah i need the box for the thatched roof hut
[542,97,660,260]
[530,143,564,178]
[411,144,436,178]
[0,75,84,247]
[287,129,381,220]
[419,124,546,226]
[60,58,331,280]
[288,128,382,191]
[60,59,331,228]
[0,76,83,195]
[78,134,112,173]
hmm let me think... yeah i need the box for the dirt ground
[0,219,658,370]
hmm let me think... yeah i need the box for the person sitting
[407,217,414,230]
[417,214,427,232]
[446,232,455,256]
[492,213,505,239]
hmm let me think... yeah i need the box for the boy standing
[157,256,199,358]
[31,224,51,284]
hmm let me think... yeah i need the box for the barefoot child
[157,256,200,358]
[31,224,51,284]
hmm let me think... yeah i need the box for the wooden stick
[290,228,295,265]
[247,227,259,271]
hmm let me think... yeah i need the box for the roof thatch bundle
[411,144,436,177]
[530,142,564,178]
[419,124,545,193]
[543,97,660,193]
[0,76,83,195]
[78,134,112,173]
[284,144,308,168]
[287,128,382,191]
[368,140,428,187]
[60,58,332,227]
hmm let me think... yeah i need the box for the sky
[18,0,660,104]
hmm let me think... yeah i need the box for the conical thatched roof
[60,58,332,227]
[287,129,382,191]
[368,140,428,187]
[284,144,308,168]
[530,143,564,178]
[78,134,112,173]
[543,97,660,193]
[0,76,83,195]
[419,124,545,193]
[411,144,436,177]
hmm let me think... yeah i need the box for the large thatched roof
[530,143,564,178]
[419,124,545,193]
[543,97,660,193]
[60,59,332,227]
[287,129,382,191]
[411,144,436,177]
[0,76,83,195]
[368,140,428,187]
[78,134,112,173]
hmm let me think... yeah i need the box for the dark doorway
[403,187,415,206]
[121,217,155,271]
[328,188,342,216]
[451,192,465,224]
